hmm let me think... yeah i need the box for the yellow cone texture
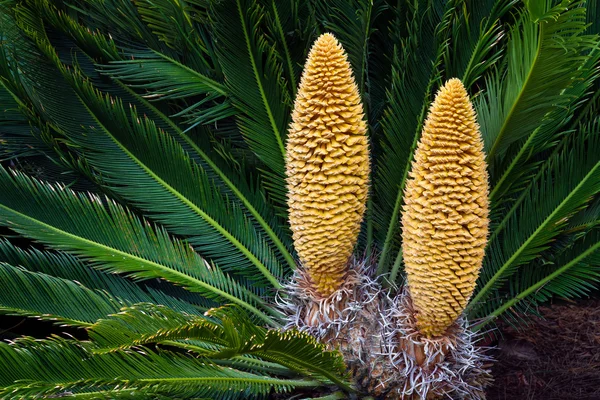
[286,33,370,297]
[401,79,489,337]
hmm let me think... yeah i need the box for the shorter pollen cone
[401,78,489,337]
[286,33,370,297]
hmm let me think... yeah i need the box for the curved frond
[87,303,351,390]
[24,0,296,273]
[0,239,206,314]
[0,337,317,399]
[211,0,291,209]
[0,166,280,326]
[0,262,120,326]
[469,121,600,315]
[8,8,285,289]
[477,0,598,167]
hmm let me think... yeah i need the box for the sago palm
[0,0,599,399]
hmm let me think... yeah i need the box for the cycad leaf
[477,228,600,327]
[212,0,291,209]
[0,262,121,326]
[0,166,280,326]
[9,10,284,289]
[25,0,296,272]
[0,239,206,314]
[478,0,598,164]
[445,0,515,88]
[87,303,351,390]
[469,122,600,315]
[313,0,385,96]
[100,50,236,127]
[0,337,316,399]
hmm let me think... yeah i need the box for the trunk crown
[286,33,370,297]
[401,78,489,337]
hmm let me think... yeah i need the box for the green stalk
[387,248,403,286]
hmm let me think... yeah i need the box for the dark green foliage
[0,0,599,397]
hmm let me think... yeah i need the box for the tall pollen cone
[401,78,489,337]
[286,33,370,298]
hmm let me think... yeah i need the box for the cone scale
[401,78,489,337]
[286,33,370,298]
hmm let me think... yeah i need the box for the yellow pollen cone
[401,78,489,337]
[286,33,370,297]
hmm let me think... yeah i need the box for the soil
[486,299,600,400]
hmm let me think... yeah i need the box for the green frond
[7,8,286,289]
[445,0,516,88]
[211,0,291,210]
[0,262,121,326]
[587,0,600,35]
[477,228,600,328]
[86,303,351,390]
[23,0,296,272]
[312,0,385,96]
[0,239,207,314]
[0,166,281,326]
[64,0,169,53]
[0,337,318,399]
[477,0,598,172]
[99,50,236,128]
[261,0,312,98]
[88,303,227,353]
[0,87,40,160]
[469,120,600,316]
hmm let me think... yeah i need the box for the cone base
[279,262,493,399]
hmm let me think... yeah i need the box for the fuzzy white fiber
[278,261,493,399]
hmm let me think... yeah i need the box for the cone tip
[443,78,467,93]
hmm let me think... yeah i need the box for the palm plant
[0,0,599,398]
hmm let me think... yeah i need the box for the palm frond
[8,6,286,289]
[0,262,122,326]
[0,239,206,314]
[99,50,236,128]
[25,0,296,272]
[0,166,281,326]
[477,0,598,176]
[469,120,600,316]
[87,303,351,390]
[261,0,313,98]
[445,0,516,88]
[0,337,318,399]
[477,228,600,328]
[211,0,291,210]
[312,0,385,96]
